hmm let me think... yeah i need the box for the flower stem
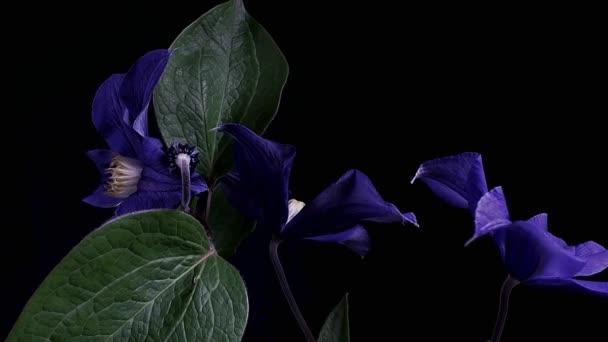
[269,239,316,342]
[176,154,192,212]
[490,275,519,342]
[205,184,214,228]
[203,184,215,240]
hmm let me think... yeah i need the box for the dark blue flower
[411,152,487,210]
[83,50,207,215]
[413,153,608,296]
[216,123,417,255]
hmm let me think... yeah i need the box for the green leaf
[209,183,256,258]
[154,0,289,179]
[318,294,350,342]
[8,210,248,342]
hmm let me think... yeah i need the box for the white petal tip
[410,172,421,185]
[464,236,477,247]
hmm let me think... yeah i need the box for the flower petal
[83,150,124,209]
[190,173,208,194]
[540,229,608,277]
[121,137,208,209]
[86,149,114,174]
[305,225,371,256]
[115,190,181,216]
[402,212,418,227]
[283,169,415,239]
[136,167,182,192]
[412,152,487,210]
[83,185,122,208]
[216,123,296,229]
[137,167,208,194]
[574,240,608,258]
[527,277,608,297]
[465,186,511,246]
[527,213,548,231]
[140,136,168,168]
[119,49,172,136]
[221,172,261,219]
[499,221,586,281]
[134,137,208,195]
[573,241,608,277]
[92,74,142,158]
[569,279,608,296]
[136,138,181,192]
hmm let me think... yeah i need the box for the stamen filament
[176,153,192,212]
[104,155,143,198]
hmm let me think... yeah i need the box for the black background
[5,1,607,341]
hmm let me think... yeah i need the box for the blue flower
[413,152,608,296]
[216,123,417,255]
[84,50,207,215]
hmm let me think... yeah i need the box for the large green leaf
[154,0,289,179]
[8,210,248,342]
[208,183,256,258]
[318,294,350,342]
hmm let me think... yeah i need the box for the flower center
[287,199,305,223]
[167,143,200,171]
[104,155,143,198]
[167,143,201,212]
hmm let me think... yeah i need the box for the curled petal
[136,168,183,192]
[83,185,122,208]
[216,123,295,229]
[115,190,182,216]
[110,169,206,216]
[86,149,114,174]
[119,49,172,136]
[574,241,607,257]
[569,279,608,297]
[573,241,608,277]
[466,186,511,246]
[140,137,168,169]
[402,212,418,227]
[283,169,415,239]
[190,173,209,195]
[526,213,548,231]
[527,277,608,297]
[499,221,585,281]
[412,152,487,210]
[540,230,608,277]
[91,74,142,158]
[305,225,371,256]
[221,172,261,220]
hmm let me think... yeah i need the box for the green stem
[269,239,315,342]
[202,184,215,240]
[490,275,519,342]
[205,184,214,227]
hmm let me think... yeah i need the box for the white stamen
[175,153,191,168]
[105,155,143,198]
[175,153,192,211]
[287,199,305,223]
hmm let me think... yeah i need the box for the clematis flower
[412,152,608,295]
[83,50,207,215]
[216,123,417,256]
